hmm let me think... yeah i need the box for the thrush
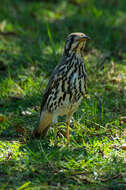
[33,32,89,143]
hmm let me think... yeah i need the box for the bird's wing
[40,56,66,114]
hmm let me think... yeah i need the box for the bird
[33,32,89,143]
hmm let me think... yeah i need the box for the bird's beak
[80,35,90,41]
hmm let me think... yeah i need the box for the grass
[0,0,126,189]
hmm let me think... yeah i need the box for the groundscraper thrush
[33,32,89,143]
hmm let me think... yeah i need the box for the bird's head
[64,32,89,56]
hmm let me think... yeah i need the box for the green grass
[0,0,126,189]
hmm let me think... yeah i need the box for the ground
[0,0,126,189]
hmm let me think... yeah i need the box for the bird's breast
[46,57,86,113]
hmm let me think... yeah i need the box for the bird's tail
[32,111,53,138]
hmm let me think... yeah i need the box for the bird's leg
[52,113,57,145]
[66,121,70,142]
[66,113,73,142]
